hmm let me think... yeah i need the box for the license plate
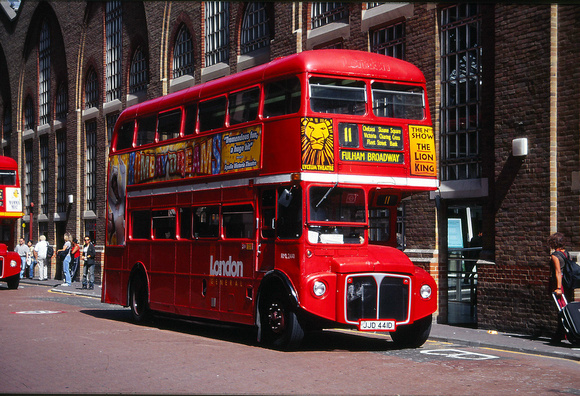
[358,320,396,331]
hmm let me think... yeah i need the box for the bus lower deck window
[223,204,254,239]
[152,209,176,239]
[132,210,151,239]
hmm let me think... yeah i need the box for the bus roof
[122,50,426,120]
[0,156,18,170]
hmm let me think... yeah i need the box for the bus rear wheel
[129,274,151,322]
[260,293,304,350]
[390,315,432,348]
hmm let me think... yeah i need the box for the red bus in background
[0,156,24,289]
[103,50,438,349]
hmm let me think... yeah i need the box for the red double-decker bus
[103,50,438,348]
[0,156,24,289]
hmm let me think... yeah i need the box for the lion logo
[301,118,334,171]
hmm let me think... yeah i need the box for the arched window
[241,2,270,55]
[24,96,35,131]
[205,1,229,66]
[172,25,194,79]
[85,68,99,109]
[130,47,148,93]
[39,20,51,125]
[105,0,122,102]
[2,106,11,141]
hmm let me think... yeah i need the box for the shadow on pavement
[79,308,400,352]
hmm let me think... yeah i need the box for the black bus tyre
[129,274,151,323]
[390,315,432,348]
[6,274,19,289]
[260,293,304,350]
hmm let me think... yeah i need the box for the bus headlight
[420,284,432,299]
[10,260,17,268]
[313,280,327,297]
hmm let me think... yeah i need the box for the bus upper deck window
[0,170,17,186]
[263,77,301,118]
[116,121,135,150]
[309,77,366,115]
[371,83,424,120]
[158,109,182,141]
[199,96,226,132]
[137,115,156,146]
[229,87,260,125]
[184,103,197,136]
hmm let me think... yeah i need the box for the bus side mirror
[278,189,293,208]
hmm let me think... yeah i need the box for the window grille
[39,222,48,240]
[56,130,66,213]
[172,25,194,79]
[85,121,97,212]
[205,1,229,66]
[106,0,122,102]
[39,135,48,215]
[85,219,96,243]
[241,2,270,55]
[24,140,32,214]
[130,47,148,93]
[311,2,348,29]
[55,83,68,121]
[440,4,482,181]
[39,20,51,126]
[371,21,405,60]
[85,68,99,109]
[24,96,34,130]
[106,113,119,145]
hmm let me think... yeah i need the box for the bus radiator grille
[346,275,409,322]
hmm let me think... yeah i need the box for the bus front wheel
[390,315,432,348]
[6,275,19,289]
[129,274,151,322]
[260,293,304,350]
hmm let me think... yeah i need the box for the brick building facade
[0,1,578,337]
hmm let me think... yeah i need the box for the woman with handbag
[82,236,96,290]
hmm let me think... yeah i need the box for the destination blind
[362,125,403,150]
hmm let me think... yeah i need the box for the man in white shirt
[34,235,49,281]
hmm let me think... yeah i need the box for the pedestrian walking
[548,232,575,344]
[26,240,36,279]
[57,233,72,286]
[81,236,96,290]
[34,235,49,281]
[15,238,28,279]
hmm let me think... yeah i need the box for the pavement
[20,278,580,362]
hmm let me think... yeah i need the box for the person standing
[26,240,36,279]
[70,238,81,282]
[548,232,575,344]
[34,235,49,281]
[81,236,96,290]
[57,233,72,286]
[15,238,28,279]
